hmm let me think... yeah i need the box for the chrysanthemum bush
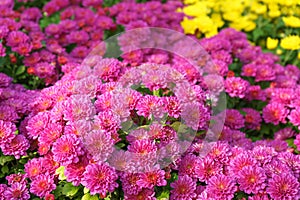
[180,0,300,67]
[0,0,300,200]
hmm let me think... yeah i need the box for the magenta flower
[263,103,288,125]
[170,175,197,200]
[274,127,296,140]
[255,65,276,82]
[135,95,165,120]
[206,174,237,200]
[121,172,143,195]
[267,173,299,200]
[4,182,30,200]
[81,162,118,197]
[225,77,249,98]
[52,134,84,165]
[29,174,56,198]
[65,156,89,186]
[225,109,245,129]
[94,110,121,133]
[137,168,167,189]
[237,166,267,194]
[6,173,27,185]
[0,120,16,146]
[83,130,114,162]
[63,95,96,122]
[6,31,29,47]
[228,153,257,176]
[197,156,223,183]
[1,134,29,159]
[245,85,266,101]
[242,108,262,130]
[288,109,300,129]
[24,158,45,180]
[178,154,201,179]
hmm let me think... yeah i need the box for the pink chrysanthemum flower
[241,63,257,77]
[0,184,8,200]
[206,174,237,200]
[6,31,29,47]
[1,134,29,159]
[197,156,223,183]
[94,58,121,82]
[266,173,299,200]
[83,130,114,162]
[251,146,277,166]
[24,158,45,180]
[38,123,62,145]
[277,152,300,178]
[29,174,56,198]
[94,93,113,112]
[288,109,300,129]
[237,166,267,194]
[225,77,249,98]
[178,154,201,179]
[6,173,27,185]
[4,182,30,200]
[141,68,167,91]
[208,141,232,164]
[268,139,288,152]
[170,175,197,200]
[245,85,266,101]
[26,111,50,139]
[264,159,291,178]
[94,110,121,134]
[0,120,16,146]
[181,102,210,130]
[135,95,165,120]
[242,108,262,130]
[262,103,288,125]
[228,152,257,176]
[65,156,89,186]
[52,134,84,165]
[225,109,245,129]
[137,168,167,189]
[271,88,295,106]
[63,95,95,122]
[274,127,296,140]
[163,96,181,118]
[253,64,275,81]
[120,172,143,195]
[81,163,118,197]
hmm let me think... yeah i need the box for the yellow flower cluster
[180,0,300,47]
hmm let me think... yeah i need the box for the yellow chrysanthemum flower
[282,16,300,28]
[280,35,300,50]
[266,37,279,49]
[181,17,198,35]
[298,51,300,60]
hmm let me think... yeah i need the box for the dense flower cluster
[180,0,300,65]
[0,0,299,200]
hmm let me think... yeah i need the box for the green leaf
[15,65,25,75]
[81,193,99,200]
[1,165,9,174]
[62,182,80,197]
[55,166,66,181]
[83,187,90,194]
[0,155,14,165]
[157,191,170,200]
[252,29,264,42]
